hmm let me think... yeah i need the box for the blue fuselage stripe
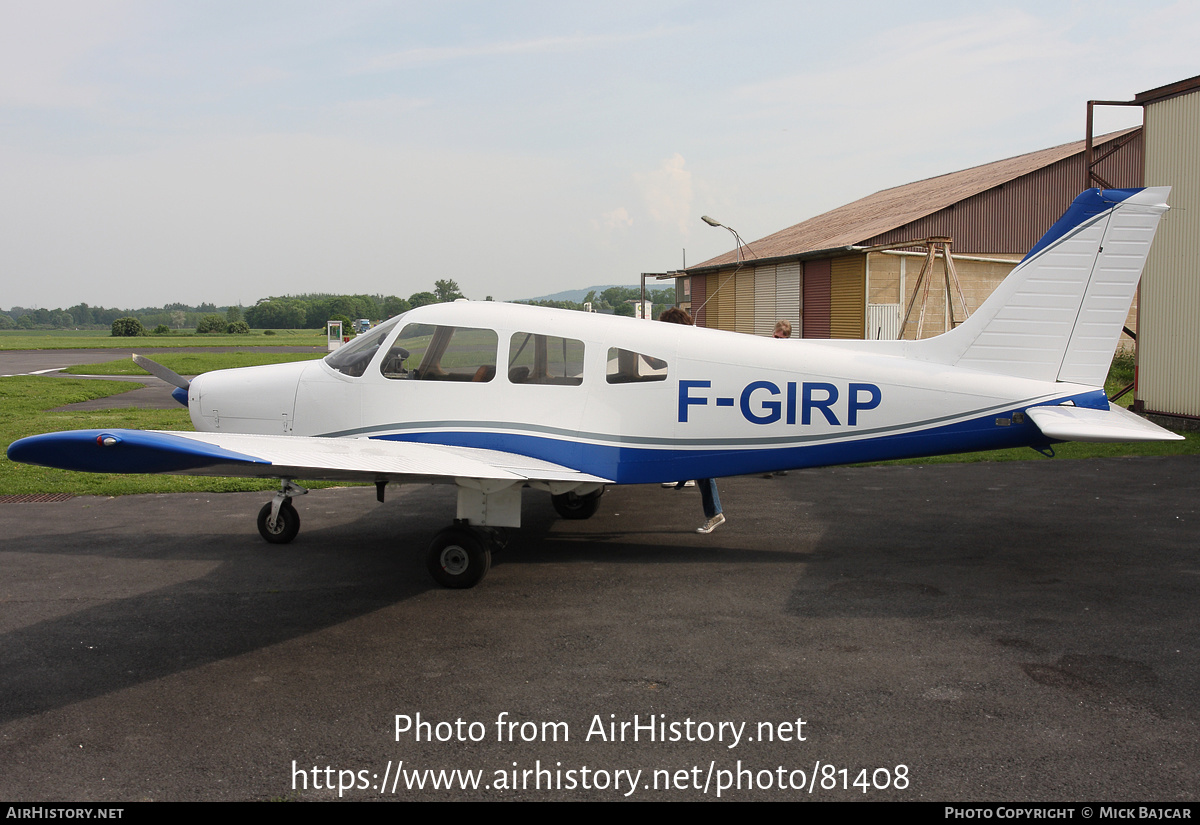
[375,407,1056,483]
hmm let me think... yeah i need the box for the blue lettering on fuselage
[679,380,710,422]
[680,380,882,426]
[741,381,781,424]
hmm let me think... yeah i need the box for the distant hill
[520,284,641,304]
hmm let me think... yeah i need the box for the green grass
[0,328,325,350]
[64,352,324,376]
[1105,350,1136,408]
[0,376,331,496]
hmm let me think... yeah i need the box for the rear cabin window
[507,332,584,386]
[606,348,668,384]
[380,324,498,382]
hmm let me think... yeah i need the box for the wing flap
[1025,404,1183,443]
[7,429,612,484]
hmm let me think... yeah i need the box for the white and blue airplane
[7,187,1180,588]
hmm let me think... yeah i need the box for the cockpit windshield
[324,315,403,377]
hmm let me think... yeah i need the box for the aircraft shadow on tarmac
[0,484,799,723]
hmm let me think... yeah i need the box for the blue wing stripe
[6,430,270,474]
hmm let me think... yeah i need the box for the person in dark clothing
[658,307,725,534]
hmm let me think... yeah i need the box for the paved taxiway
[1,457,1197,801]
[0,346,322,409]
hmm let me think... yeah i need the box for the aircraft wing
[1025,404,1184,443]
[6,429,613,485]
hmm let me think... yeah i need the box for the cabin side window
[380,324,498,382]
[606,347,668,384]
[506,332,584,386]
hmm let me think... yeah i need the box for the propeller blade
[132,354,190,390]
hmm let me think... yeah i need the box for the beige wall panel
[754,265,777,335]
[715,270,736,331]
[830,255,866,339]
[908,257,952,336]
[735,270,755,334]
[898,254,944,339]
[1139,91,1200,416]
[954,259,1020,318]
[704,273,721,329]
[898,255,1019,339]
[867,253,902,304]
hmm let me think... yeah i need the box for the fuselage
[188,301,1101,484]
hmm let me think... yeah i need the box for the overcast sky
[2,1,1196,310]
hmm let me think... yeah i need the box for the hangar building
[1131,75,1200,420]
[678,129,1143,341]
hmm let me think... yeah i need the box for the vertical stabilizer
[920,187,1170,386]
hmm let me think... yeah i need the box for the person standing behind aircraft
[764,320,793,478]
[658,307,725,534]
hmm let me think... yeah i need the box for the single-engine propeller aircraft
[8,187,1181,588]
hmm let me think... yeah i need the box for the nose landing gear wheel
[427,526,492,589]
[257,500,300,544]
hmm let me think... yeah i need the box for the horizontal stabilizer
[1025,404,1183,443]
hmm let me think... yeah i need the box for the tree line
[519,286,679,318]
[0,280,471,333]
[2,280,680,334]
[0,302,224,331]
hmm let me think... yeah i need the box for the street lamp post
[691,215,753,324]
[701,215,749,265]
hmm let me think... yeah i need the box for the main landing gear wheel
[427,525,492,589]
[257,500,300,544]
[551,490,602,520]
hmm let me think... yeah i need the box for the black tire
[427,526,492,589]
[257,500,300,544]
[551,490,602,520]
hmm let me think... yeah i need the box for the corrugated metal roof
[1135,73,1200,106]
[691,128,1140,271]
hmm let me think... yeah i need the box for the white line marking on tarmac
[0,368,66,377]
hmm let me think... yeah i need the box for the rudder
[920,187,1170,386]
